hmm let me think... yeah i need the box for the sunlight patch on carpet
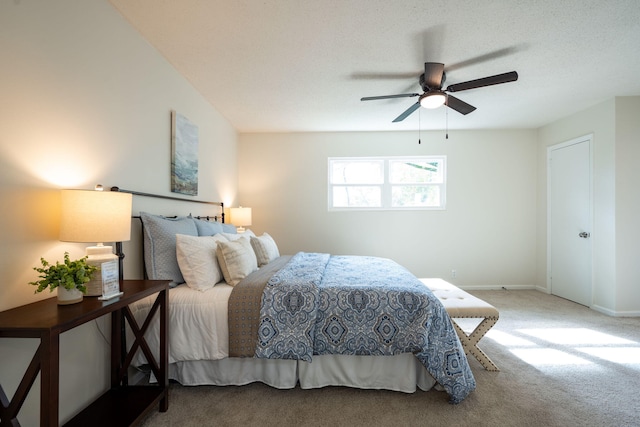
[518,328,635,345]
[496,327,640,369]
[510,348,592,366]
[577,347,640,365]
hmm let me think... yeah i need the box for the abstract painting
[171,111,199,195]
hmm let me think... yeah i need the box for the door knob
[579,232,590,238]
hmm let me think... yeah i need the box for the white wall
[239,130,538,289]
[1,3,635,425]
[537,99,616,311]
[615,97,640,314]
[0,1,237,425]
[537,97,640,316]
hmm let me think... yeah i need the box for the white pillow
[216,237,258,286]
[250,233,280,267]
[176,234,228,291]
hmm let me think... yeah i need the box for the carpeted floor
[139,290,640,427]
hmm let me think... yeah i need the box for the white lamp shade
[59,190,132,243]
[230,207,252,227]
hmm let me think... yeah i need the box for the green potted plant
[30,252,98,305]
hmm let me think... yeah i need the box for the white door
[548,136,592,306]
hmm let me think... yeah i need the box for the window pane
[389,159,443,184]
[332,186,381,207]
[331,160,384,184]
[328,156,446,211]
[391,185,441,207]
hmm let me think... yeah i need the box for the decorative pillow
[140,212,197,285]
[222,223,238,233]
[176,234,228,291]
[193,218,224,236]
[216,237,258,286]
[250,233,280,267]
[222,229,255,241]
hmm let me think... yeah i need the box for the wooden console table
[0,280,169,427]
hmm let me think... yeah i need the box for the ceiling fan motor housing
[420,70,446,91]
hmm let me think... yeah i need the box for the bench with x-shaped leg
[420,278,500,371]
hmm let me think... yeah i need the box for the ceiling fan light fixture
[419,91,446,109]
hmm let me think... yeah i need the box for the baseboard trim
[457,285,537,291]
[591,304,640,317]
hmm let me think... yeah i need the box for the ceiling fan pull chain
[446,97,449,140]
[418,109,422,144]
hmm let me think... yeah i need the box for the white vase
[57,286,83,305]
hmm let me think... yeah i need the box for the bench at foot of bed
[420,278,500,371]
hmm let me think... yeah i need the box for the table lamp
[230,206,252,233]
[59,187,132,296]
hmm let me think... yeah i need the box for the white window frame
[328,156,446,211]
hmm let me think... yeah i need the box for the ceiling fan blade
[446,71,518,92]
[351,72,418,80]
[361,93,419,101]
[446,95,476,115]
[423,62,445,89]
[446,46,524,72]
[392,102,421,122]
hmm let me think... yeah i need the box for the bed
[127,209,476,403]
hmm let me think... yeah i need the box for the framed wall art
[171,110,199,195]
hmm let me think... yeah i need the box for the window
[328,156,446,210]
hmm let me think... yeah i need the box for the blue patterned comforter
[254,252,476,403]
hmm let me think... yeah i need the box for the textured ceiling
[108,0,640,133]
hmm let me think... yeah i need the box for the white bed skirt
[166,353,437,393]
[132,285,438,394]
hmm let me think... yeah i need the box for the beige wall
[239,130,538,289]
[537,99,616,311]
[1,1,638,425]
[0,1,237,425]
[536,97,640,316]
[615,97,640,313]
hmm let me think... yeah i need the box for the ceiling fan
[360,62,518,122]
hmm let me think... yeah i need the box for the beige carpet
[139,290,640,427]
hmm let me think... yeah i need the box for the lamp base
[85,245,118,296]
